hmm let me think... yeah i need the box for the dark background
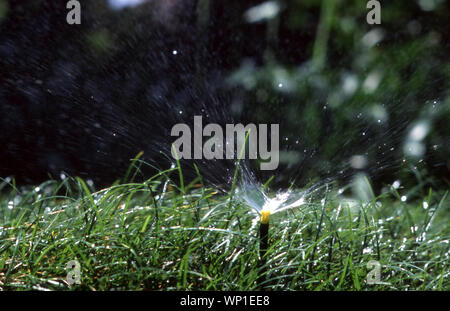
[0,0,449,191]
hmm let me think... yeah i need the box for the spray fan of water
[236,178,328,219]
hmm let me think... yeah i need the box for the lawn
[0,165,448,291]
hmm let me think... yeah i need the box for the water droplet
[392,181,400,191]
[401,195,407,202]
[363,247,373,254]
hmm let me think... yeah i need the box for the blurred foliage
[0,0,448,191]
[224,0,450,189]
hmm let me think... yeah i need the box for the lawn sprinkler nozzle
[258,209,271,287]
[259,209,270,259]
[261,209,271,225]
[259,209,270,265]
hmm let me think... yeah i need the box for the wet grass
[0,168,448,291]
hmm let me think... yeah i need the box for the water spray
[240,183,310,287]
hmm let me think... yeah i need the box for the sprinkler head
[258,209,271,286]
[260,209,271,224]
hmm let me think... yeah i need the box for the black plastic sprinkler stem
[258,209,270,287]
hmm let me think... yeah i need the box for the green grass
[0,167,448,291]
